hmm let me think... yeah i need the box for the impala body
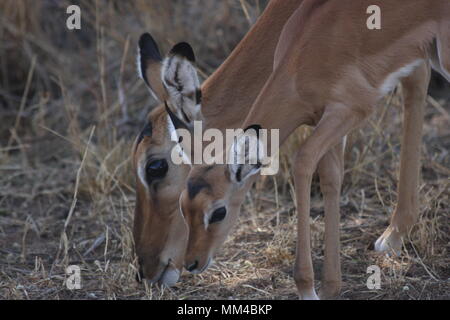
[171,0,449,299]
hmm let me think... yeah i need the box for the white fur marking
[342,135,347,153]
[137,159,148,191]
[299,288,320,300]
[380,59,423,96]
[166,114,191,165]
[136,50,143,79]
[203,212,210,230]
[167,111,178,141]
[436,38,450,81]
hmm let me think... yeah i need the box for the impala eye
[146,159,168,180]
[209,207,227,224]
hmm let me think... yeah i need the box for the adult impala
[132,0,305,287]
[174,0,449,299]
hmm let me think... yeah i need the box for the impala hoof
[298,288,320,300]
[374,225,402,256]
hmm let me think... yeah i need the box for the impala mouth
[146,259,181,287]
[187,256,212,274]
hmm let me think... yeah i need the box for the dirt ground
[0,0,449,300]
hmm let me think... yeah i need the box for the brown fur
[133,107,190,281]
[181,0,449,299]
[132,0,304,283]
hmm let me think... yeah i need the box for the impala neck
[201,0,302,130]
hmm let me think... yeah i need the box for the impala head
[134,33,265,281]
[133,33,203,286]
[179,127,264,273]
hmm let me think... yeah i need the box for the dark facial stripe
[235,166,242,183]
[164,59,184,95]
[187,177,211,199]
[181,108,191,123]
[195,89,202,104]
[201,165,214,174]
[165,102,188,131]
[174,62,183,92]
[136,121,152,146]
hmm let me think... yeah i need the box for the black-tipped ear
[138,33,166,101]
[228,125,264,183]
[169,42,195,63]
[139,33,162,62]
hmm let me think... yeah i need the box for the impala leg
[293,106,365,300]
[375,63,431,254]
[317,140,345,299]
[292,148,318,300]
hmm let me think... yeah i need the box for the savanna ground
[0,0,448,300]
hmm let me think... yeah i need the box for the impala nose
[186,260,198,272]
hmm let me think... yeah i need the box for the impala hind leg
[293,107,366,300]
[375,63,431,255]
[317,140,345,299]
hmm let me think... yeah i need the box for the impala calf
[132,0,304,286]
[176,0,449,299]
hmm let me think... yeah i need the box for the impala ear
[138,33,167,102]
[228,125,264,183]
[162,42,202,127]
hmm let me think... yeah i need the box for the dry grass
[0,0,448,300]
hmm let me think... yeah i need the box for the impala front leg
[375,63,430,254]
[317,140,345,299]
[293,106,367,300]
[293,149,317,300]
